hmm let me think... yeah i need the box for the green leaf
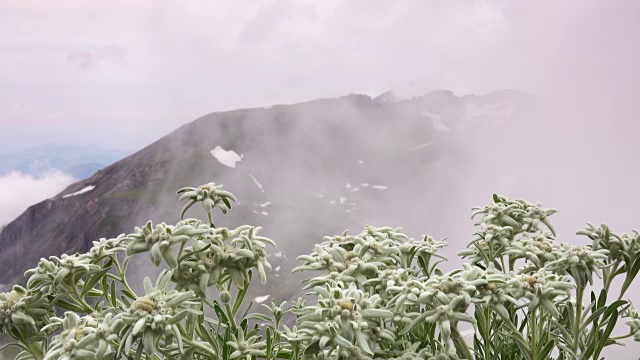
[537,340,555,360]
[81,267,110,296]
[592,309,619,360]
[245,313,272,322]
[109,279,118,308]
[178,243,211,263]
[56,299,86,313]
[233,281,249,315]
[581,307,607,331]
[198,323,216,346]
[303,340,322,356]
[120,295,131,308]
[122,288,137,300]
[597,289,607,309]
[266,328,272,358]
[222,324,231,360]
[84,288,104,297]
[213,301,229,325]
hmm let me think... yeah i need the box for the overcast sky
[1,0,638,153]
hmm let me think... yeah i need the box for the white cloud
[0,170,75,226]
[1,1,638,153]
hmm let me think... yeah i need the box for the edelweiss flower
[546,245,609,287]
[42,312,122,360]
[623,302,640,341]
[177,182,237,226]
[0,285,51,337]
[126,219,211,268]
[506,269,574,318]
[226,326,267,359]
[82,234,127,263]
[506,231,559,268]
[293,282,394,356]
[115,270,200,358]
[25,254,103,293]
[176,225,273,291]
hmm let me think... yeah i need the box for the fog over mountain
[0,89,528,287]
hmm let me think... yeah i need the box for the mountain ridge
[0,90,532,296]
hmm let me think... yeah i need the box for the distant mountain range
[0,144,131,179]
[0,90,534,301]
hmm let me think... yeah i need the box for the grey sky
[1,0,638,153]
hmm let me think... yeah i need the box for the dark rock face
[0,91,532,300]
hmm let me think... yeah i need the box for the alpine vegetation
[1,184,640,359]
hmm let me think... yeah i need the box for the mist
[1,1,638,151]
[0,169,75,227]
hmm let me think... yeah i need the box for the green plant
[1,184,640,359]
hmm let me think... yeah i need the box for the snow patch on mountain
[210,146,242,168]
[249,174,265,192]
[254,295,270,303]
[63,185,95,198]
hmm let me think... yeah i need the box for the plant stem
[224,302,238,330]
[604,261,619,293]
[485,307,491,359]
[16,332,44,360]
[207,212,215,228]
[573,285,585,356]
[71,276,95,313]
[113,256,137,299]
[451,326,474,360]
[531,309,537,360]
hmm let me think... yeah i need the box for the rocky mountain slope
[0,90,533,301]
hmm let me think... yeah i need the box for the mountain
[0,90,533,299]
[0,144,131,179]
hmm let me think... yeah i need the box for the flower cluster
[42,312,121,360]
[25,254,104,293]
[177,182,237,225]
[545,244,609,287]
[624,303,640,341]
[172,225,274,292]
[461,195,558,266]
[0,285,51,337]
[125,219,211,268]
[114,270,200,358]
[505,231,559,269]
[5,182,640,360]
[291,282,394,359]
[506,269,574,318]
[84,234,127,263]
[226,326,267,359]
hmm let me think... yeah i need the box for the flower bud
[220,290,231,304]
